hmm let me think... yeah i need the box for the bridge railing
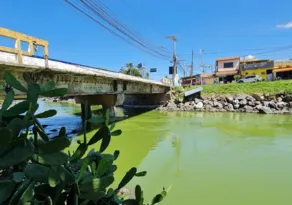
[0,27,49,66]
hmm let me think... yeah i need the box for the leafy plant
[234,75,241,81]
[0,72,169,204]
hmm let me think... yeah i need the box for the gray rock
[195,98,202,104]
[277,97,283,102]
[195,102,204,109]
[244,105,254,113]
[248,101,255,106]
[225,103,234,111]
[255,105,262,110]
[214,102,223,109]
[259,106,273,114]
[252,94,262,101]
[226,96,234,103]
[233,99,239,105]
[205,104,213,110]
[203,100,211,105]
[269,101,277,109]
[263,101,270,107]
[255,101,261,105]
[234,104,240,109]
[246,96,255,101]
[239,99,247,105]
[289,102,292,108]
[277,102,288,109]
[234,94,247,100]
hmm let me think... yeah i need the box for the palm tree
[120,63,149,79]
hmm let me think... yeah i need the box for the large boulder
[234,104,240,109]
[234,94,247,101]
[214,102,223,109]
[252,94,262,101]
[259,106,273,114]
[239,99,247,106]
[244,105,255,113]
[195,102,204,109]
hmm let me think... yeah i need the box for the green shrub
[234,75,241,81]
[0,72,168,205]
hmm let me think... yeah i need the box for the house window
[224,62,234,68]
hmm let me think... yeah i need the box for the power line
[65,0,172,60]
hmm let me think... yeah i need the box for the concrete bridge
[0,27,170,117]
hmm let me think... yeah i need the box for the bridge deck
[0,51,168,87]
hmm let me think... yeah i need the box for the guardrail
[0,27,49,66]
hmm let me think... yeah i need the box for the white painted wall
[217,59,240,72]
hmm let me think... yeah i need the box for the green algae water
[38,101,292,205]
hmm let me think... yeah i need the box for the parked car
[237,75,262,83]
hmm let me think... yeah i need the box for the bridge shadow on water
[36,100,158,138]
[74,106,158,136]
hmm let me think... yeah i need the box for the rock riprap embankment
[158,93,292,114]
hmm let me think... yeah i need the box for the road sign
[150,68,157,72]
[169,66,177,74]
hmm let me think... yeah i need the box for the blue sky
[1,0,292,81]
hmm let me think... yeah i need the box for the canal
[37,100,292,205]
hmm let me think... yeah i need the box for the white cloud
[276,22,292,29]
[240,55,255,60]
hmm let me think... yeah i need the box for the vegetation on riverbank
[0,72,168,205]
[179,80,292,96]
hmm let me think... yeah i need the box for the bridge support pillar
[102,105,116,117]
[81,103,92,122]
[75,94,117,123]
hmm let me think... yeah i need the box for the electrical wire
[65,0,172,60]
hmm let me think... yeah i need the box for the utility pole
[165,35,177,86]
[199,49,204,85]
[190,49,194,85]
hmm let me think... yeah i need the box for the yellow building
[240,59,274,80]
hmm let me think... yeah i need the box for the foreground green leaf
[0,139,34,168]
[135,171,147,177]
[7,118,26,139]
[0,127,13,147]
[4,72,27,92]
[118,167,137,189]
[1,90,15,112]
[17,181,35,205]
[70,143,88,163]
[27,83,40,104]
[88,126,110,146]
[31,152,68,166]
[111,129,122,136]
[34,126,50,142]
[24,164,50,183]
[96,154,114,177]
[100,133,111,153]
[3,100,30,117]
[35,109,57,118]
[0,180,15,204]
[9,179,31,205]
[37,137,70,154]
